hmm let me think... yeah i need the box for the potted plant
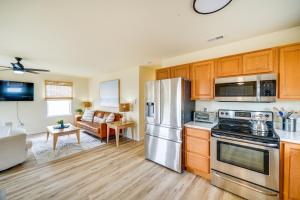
[75,108,84,115]
[57,120,64,128]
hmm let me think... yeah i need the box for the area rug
[31,131,105,164]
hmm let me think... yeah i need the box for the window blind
[45,80,73,99]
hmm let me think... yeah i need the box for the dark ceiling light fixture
[193,0,232,15]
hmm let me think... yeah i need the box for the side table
[107,121,135,147]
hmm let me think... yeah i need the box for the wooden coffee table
[47,124,80,150]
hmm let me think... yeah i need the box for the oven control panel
[218,110,273,122]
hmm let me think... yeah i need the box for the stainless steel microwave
[214,73,277,102]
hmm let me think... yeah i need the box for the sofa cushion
[93,116,105,124]
[81,110,95,122]
[76,121,100,132]
[105,113,115,123]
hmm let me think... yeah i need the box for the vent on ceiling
[207,35,224,42]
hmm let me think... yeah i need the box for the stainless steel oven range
[211,109,280,200]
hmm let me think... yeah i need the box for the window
[45,81,73,117]
[47,100,72,117]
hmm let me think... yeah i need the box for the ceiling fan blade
[0,69,12,71]
[24,68,50,72]
[0,66,12,69]
[24,69,39,74]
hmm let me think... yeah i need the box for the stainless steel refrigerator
[144,78,194,173]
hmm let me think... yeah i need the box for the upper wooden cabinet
[216,55,242,77]
[279,44,300,99]
[156,68,170,80]
[170,64,190,80]
[282,142,300,200]
[190,61,214,100]
[242,49,275,74]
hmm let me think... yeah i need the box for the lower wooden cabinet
[281,142,300,200]
[185,127,211,180]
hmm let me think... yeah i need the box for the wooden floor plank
[0,136,241,200]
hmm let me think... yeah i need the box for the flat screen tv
[0,80,34,101]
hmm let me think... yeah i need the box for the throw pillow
[81,110,95,122]
[93,116,105,124]
[105,113,115,123]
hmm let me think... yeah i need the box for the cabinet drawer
[185,128,210,140]
[186,136,210,157]
[186,152,210,173]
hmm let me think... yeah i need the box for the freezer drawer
[145,124,182,143]
[145,134,182,173]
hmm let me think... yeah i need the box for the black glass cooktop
[212,119,280,143]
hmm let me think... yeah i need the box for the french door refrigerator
[144,78,194,173]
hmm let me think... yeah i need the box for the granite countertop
[275,129,300,145]
[184,121,217,131]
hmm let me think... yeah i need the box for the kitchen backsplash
[195,100,300,112]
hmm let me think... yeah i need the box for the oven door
[211,135,279,191]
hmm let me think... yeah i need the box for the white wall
[0,71,89,134]
[161,26,300,113]
[89,67,140,140]
[162,26,300,66]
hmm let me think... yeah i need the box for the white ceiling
[0,0,299,77]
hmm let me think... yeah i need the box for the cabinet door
[216,55,242,77]
[156,68,170,80]
[243,49,274,74]
[190,61,214,100]
[170,64,190,80]
[283,142,300,200]
[279,44,300,99]
[186,152,210,173]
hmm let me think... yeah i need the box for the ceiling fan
[0,57,50,74]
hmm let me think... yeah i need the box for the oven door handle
[213,171,278,196]
[211,133,278,148]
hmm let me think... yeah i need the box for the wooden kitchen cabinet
[156,68,170,80]
[216,55,243,77]
[279,44,300,99]
[281,142,300,200]
[185,127,211,180]
[190,61,214,100]
[170,64,190,80]
[242,49,275,74]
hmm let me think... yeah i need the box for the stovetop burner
[212,111,280,144]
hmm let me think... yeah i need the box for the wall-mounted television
[0,80,34,101]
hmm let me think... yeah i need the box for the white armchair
[0,126,31,171]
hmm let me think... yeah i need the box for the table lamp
[119,103,131,123]
[83,101,92,109]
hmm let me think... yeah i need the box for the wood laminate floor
[0,137,241,200]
